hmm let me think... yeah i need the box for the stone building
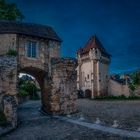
[0,20,77,124]
[77,36,111,98]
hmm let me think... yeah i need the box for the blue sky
[8,0,140,73]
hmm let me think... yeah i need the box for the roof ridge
[0,20,62,42]
[0,20,52,28]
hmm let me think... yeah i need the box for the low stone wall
[50,58,77,115]
[108,79,130,97]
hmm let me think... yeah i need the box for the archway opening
[17,67,47,108]
[18,73,41,102]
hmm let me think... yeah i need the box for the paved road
[1,100,139,140]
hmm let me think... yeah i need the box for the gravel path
[76,99,140,131]
[1,100,140,140]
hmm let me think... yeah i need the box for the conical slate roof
[78,36,110,58]
[0,20,62,42]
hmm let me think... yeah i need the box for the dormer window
[27,41,37,58]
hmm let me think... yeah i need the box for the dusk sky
[8,0,140,73]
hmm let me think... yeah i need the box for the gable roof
[0,20,62,42]
[77,36,111,58]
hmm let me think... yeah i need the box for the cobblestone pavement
[1,100,140,140]
[75,99,140,131]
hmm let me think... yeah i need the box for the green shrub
[94,95,140,100]
[19,82,39,100]
[129,84,136,91]
[128,96,140,100]
[6,49,17,56]
[18,89,28,97]
[20,82,37,93]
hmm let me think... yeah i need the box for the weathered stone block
[2,95,18,128]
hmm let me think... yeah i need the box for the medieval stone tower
[77,36,111,98]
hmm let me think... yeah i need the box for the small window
[87,74,89,79]
[27,41,37,58]
[49,41,55,48]
[95,48,97,54]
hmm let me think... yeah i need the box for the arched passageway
[18,67,52,113]
[18,73,41,101]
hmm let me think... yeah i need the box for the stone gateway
[0,21,77,125]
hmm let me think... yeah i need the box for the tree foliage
[19,81,39,100]
[130,70,140,85]
[0,0,24,21]
[20,82,37,95]
[129,70,140,92]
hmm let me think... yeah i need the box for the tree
[0,0,24,21]
[131,71,140,85]
[19,81,39,100]
[129,70,140,94]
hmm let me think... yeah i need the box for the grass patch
[94,95,140,101]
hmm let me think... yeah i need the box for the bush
[129,84,136,91]
[128,96,140,100]
[0,111,8,126]
[20,82,37,94]
[94,95,117,100]
[19,82,39,100]
[18,89,28,97]
[6,49,17,56]
[94,95,140,100]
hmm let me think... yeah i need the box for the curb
[54,116,140,139]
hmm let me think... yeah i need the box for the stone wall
[0,34,17,55]
[50,58,77,115]
[0,56,17,127]
[0,34,61,72]
[49,40,61,58]
[99,56,110,96]
[134,86,140,96]
[0,56,17,95]
[108,79,130,97]
[17,35,49,71]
